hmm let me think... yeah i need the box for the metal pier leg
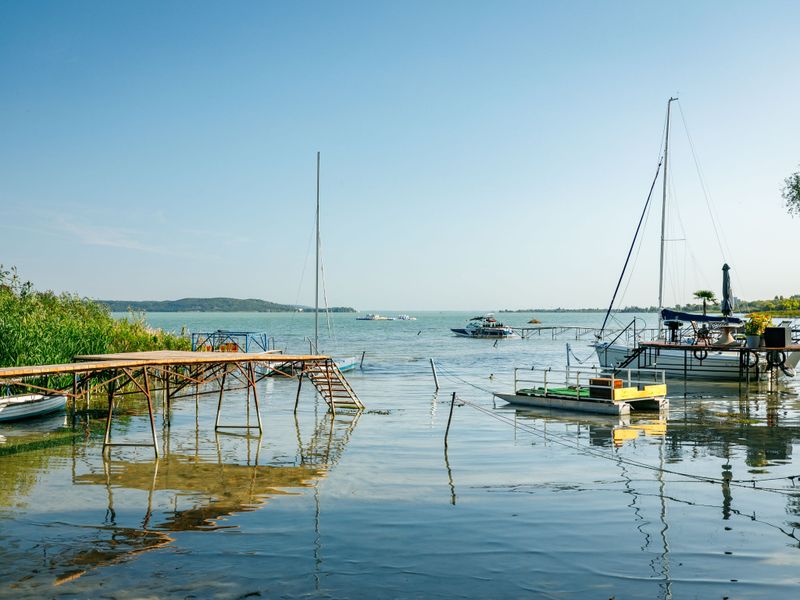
[249,364,263,433]
[294,372,304,412]
[102,379,115,453]
[245,373,251,427]
[215,367,228,430]
[71,373,78,429]
[165,372,171,428]
[143,368,160,457]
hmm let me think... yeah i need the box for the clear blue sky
[1,1,798,310]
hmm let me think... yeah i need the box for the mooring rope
[435,363,800,494]
[567,346,595,365]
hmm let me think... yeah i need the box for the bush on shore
[0,266,189,368]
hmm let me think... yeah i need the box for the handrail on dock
[511,324,659,342]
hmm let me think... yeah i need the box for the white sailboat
[593,99,799,381]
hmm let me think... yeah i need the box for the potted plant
[744,313,771,348]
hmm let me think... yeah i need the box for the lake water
[2,311,800,598]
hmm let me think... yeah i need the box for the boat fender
[767,350,787,369]
[741,350,758,369]
[693,348,708,362]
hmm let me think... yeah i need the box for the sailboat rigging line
[598,158,663,338]
[434,363,800,493]
[319,260,336,346]
[676,101,729,263]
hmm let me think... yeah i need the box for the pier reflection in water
[0,401,361,593]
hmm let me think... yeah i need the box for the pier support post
[71,373,78,428]
[144,368,160,457]
[102,378,116,452]
[214,366,228,430]
[248,363,263,433]
[165,371,172,428]
[294,371,304,412]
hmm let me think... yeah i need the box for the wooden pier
[512,325,659,341]
[0,350,363,457]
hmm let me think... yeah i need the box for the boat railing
[514,366,666,397]
[604,319,637,347]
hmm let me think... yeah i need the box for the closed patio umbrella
[721,263,733,317]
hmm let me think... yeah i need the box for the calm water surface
[2,311,800,598]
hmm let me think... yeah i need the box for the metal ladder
[304,359,364,412]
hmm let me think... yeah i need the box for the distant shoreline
[499,308,656,313]
[99,297,356,313]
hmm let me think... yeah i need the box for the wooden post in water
[360,351,366,369]
[444,392,456,448]
[430,358,440,391]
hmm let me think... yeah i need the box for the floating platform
[496,367,668,416]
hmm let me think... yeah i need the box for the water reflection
[501,405,668,448]
[0,409,361,590]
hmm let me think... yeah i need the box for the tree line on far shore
[500,294,800,316]
[99,298,356,313]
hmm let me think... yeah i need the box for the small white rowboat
[0,393,67,422]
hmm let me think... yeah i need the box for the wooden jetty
[0,350,363,457]
[512,325,659,341]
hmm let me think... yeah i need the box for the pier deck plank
[0,351,331,379]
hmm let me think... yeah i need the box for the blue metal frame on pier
[191,330,274,353]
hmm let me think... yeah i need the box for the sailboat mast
[315,151,320,352]
[657,97,677,333]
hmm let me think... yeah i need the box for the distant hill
[99,297,356,313]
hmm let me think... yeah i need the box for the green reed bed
[0,266,189,393]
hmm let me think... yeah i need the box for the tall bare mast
[315,151,320,352]
[657,97,678,333]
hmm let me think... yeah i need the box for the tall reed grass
[0,265,190,369]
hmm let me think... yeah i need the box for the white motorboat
[0,393,67,422]
[396,314,416,321]
[356,314,393,321]
[451,314,515,338]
